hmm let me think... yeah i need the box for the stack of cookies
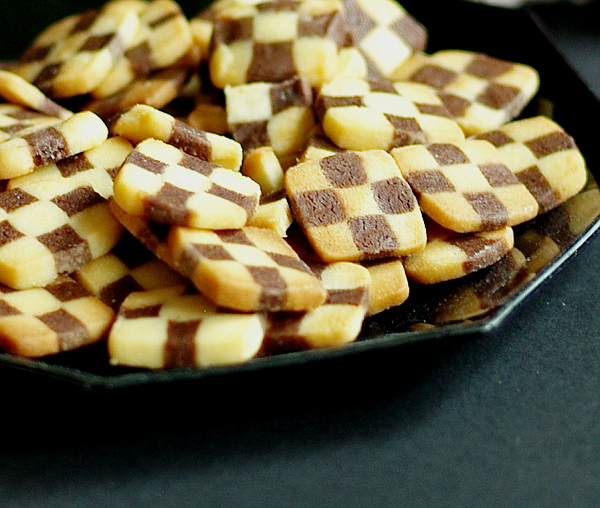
[0,0,589,370]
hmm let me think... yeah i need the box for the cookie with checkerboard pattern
[0,111,109,179]
[209,0,347,88]
[110,103,243,171]
[0,276,115,358]
[91,0,194,98]
[403,219,515,284]
[342,0,427,81]
[225,76,315,158]
[286,149,427,262]
[8,136,133,199]
[168,226,327,312]
[113,138,260,229]
[14,0,141,98]
[108,284,266,369]
[475,116,587,215]
[0,104,64,144]
[394,50,539,135]
[316,76,463,151]
[391,140,539,233]
[0,176,123,290]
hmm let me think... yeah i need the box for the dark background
[2,1,600,507]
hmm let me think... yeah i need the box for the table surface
[2,2,600,507]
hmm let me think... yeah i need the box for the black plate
[1,0,600,390]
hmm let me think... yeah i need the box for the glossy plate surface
[1,1,600,390]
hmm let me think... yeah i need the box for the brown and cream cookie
[286,150,427,262]
[108,284,266,369]
[342,0,427,81]
[392,140,539,233]
[112,138,260,229]
[403,219,515,284]
[0,104,65,143]
[73,231,187,310]
[0,276,115,358]
[209,0,347,88]
[0,70,72,119]
[316,76,463,151]
[8,136,133,199]
[224,76,315,158]
[110,103,243,171]
[393,50,539,135]
[475,116,587,214]
[263,261,370,353]
[0,176,123,289]
[14,0,141,99]
[91,0,194,98]
[0,111,109,179]
[167,226,327,312]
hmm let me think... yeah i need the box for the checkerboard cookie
[343,0,427,81]
[74,231,186,310]
[209,0,347,88]
[8,136,133,199]
[393,50,539,135]
[263,260,370,353]
[403,219,515,284]
[110,103,243,171]
[0,177,123,289]
[92,0,193,98]
[108,284,266,369]
[391,140,539,233]
[0,276,115,358]
[0,104,64,144]
[168,226,327,312]
[0,111,109,179]
[113,138,260,229]
[316,76,463,151]
[0,70,72,119]
[14,0,141,98]
[286,150,427,262]
[475,116,587,214]
[225,76,315,158]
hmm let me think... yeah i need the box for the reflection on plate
[1,1,600,389]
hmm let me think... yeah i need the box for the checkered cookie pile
[0,0,589,370]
